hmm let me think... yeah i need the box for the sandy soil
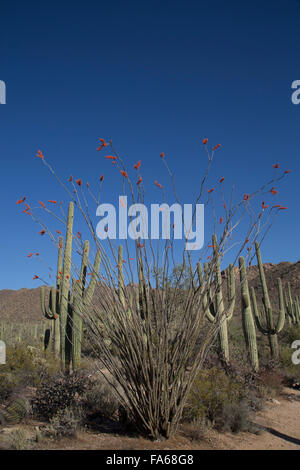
[1,387,300,450]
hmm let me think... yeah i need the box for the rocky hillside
[0,260,300,323]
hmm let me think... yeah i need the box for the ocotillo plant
[22,139,290,440]
[40,235,63,356]
[199,234,235,365]
[239,256,259,372]
[250,242,285,359]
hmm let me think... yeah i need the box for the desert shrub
[82,376,119,420]
[0,344,59,401]
[279,324,300,347]
[183,367,257,433]
[5,397,31,424]
[3,429,31,450]
[32,371,92,420]
[183,417,210,441]
[43,406,84,439]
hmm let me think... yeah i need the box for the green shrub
[45,406,84,439]
[82,376,119,420]
[3,429,31,450]
[0,344,59,402]
[184,367,257,433]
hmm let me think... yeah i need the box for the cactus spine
[199,234,235,364]
[250,242,285,359]
[239,256,259,372]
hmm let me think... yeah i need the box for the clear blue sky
[0,0,299,290]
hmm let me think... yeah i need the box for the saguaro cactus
[40,236,63,356]
[71,241,101,369]
[239,256,259,372]
[250,242,285,359]
[198,234,235,364]
[60,201,74,368]
[284,283,300,325]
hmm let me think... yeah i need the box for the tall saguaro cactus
[60,201,74,369]
[284,283,300,325]
[199,234,235,364]
[250,242,285,359]
[239,256,259,372]
[71,240,101,369]
[40,235,63,356]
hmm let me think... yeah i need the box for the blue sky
[0,0,299,290]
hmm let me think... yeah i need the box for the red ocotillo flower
[86,182,90,188]
[35,252,40,256]
[16,196,26,205]
[69,175,73,182]
[272,204,281,208]
[36,150,44,160]
[262,201,269,209]
[270,187,278,195]
[120,170,128,178]
[39,230,46,235]
[279,206,288,210]
[38,200,46,208]
[284,170,291,174]
[154,181,163,189]
[134,160,141,170]
[97,138,108,151]
[27,253,33,258]
[32,275,39,280]
[203,138,208,145]
[105,155,117,160]
[207,188,215,193]
[75,178,82,186]
[219,177,225,183]
[56,230,62,234]
[100,174,104,181]
[213,144,221,151]
[223,202,226,209]
[77,232,82,239]
[243,194,250,201]
[48,200,57,204]
[160,152,165,158]
[272,163,279,169]
[59,242,63,249]
[137,176,142,185]
[138,241,145,248]
[219,216,223,224]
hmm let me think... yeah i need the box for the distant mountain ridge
[0,260,299,323]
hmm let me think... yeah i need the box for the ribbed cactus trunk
[60,202,74,370]
[251,242,285,360]
[200,234,235,365]
[239,256,259,372]
[71,241,101,370]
